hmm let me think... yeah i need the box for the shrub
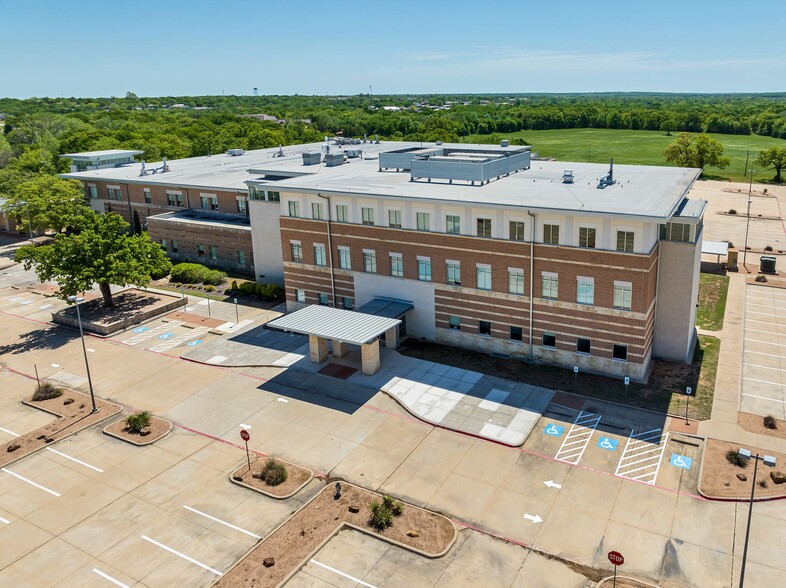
[764,415,778,430]
[726,449,748,468]
[230,280,239,292]
[126,411,152,433]
[728,208,737,215]
[765,245,773,252]
[259,458,288,486]
[369,500,393,530]
[171,263,208,284]
[755,275,768,282]
[204,285,215,292]
[32,381,63,401]
[240,281,257,295]
[382,494,403,516]
[203,269,226,286]
[150,259,172,280]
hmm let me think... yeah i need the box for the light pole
[737,448,776,587]
[743,170,755,272]
[16,200,33,240]
[66,295,98,414]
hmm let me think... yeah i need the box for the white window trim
[389,252,402,258]
[108,184,121,190]
[290,239,302,245]
[476,263,492,270]
[446,259,461,266]
[541,271,558,279]
[337,245,350,252]
[508,267,524,274]
[417,255,431,262]
[363,248,376,255]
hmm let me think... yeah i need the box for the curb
[102,416,173,446]
[228,457,313,500]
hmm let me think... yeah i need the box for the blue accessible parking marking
[133,326,149,333]
[597,436,618,451]
[158,333,174,340]
[186,340,202,347]
[544,424,565,437]
[670,454,692,470]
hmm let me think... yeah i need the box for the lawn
[696,274,730,331]
[462,128,786,182]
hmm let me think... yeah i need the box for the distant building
[60,149,144,173]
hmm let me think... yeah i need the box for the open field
[463,128,786,182]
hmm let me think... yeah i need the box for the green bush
[204,285,215,292]
[240,281,257,295]
[726,449,748,468]
[382,494,404,516]
[369,500,393,530]
[230,280,239,292]
[203,269,226,285]
[32,381,63,401]
[171,263,208,284]
[259,458,288,486]
[126,411,152,433]
[150,260,172,280]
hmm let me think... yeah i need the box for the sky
[1,0,785,98]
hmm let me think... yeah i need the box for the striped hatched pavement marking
[122,321,182,346]
[149,327,209,353]
[554,411,602,465]
[614,427,669,485]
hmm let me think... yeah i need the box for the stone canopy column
[332,340,349,358]
[309,335,328,363]
[360,339,381,375]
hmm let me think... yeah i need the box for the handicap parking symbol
[133,326,149,333]
[670,453,692,470]
[158,333,174,340]
[544,424,565,437]
[186,340,202,347]
[597,436,619,451]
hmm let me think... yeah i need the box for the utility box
[727,248,738,272]
[761,255,777,274]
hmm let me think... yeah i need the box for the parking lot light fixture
[743,170,755,272]
[738,448,775,587]
[66,295,98,414]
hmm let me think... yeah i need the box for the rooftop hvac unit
[325,152,345,167]
[302,152,322,166]
[760,255,777,274]
[226,149,245,156]
[562,169,574,183]
[500,139,509,147]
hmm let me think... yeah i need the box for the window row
[160,239,247,266]
[294,289,353,310]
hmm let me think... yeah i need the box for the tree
[754,147,786,183]
[2,176,90,234]
[14,211,169,307]
[664,133,730,171]
[660,118,676,136]
[132,209,142,235]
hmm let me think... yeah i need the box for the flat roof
[703,240,729,256]
[60,149,144,160]
[149,210,251,230]
[266,305,400,345]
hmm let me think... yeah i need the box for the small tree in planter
[256,458,288,486]
[32,381,63,401]
[125,411,152,434]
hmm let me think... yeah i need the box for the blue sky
[2,0,785,97]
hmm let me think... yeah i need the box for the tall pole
[318,193,336,307]
[743,170,754,272]
[72,299,98,413]
[739,455,759,587]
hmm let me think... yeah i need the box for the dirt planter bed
[214,482,456,588]
[1,388,121,468]
[230,458,312,499]
[103,415,172,446]
[698,439,786,500]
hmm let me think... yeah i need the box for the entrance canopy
[267,305,400,345]
[355,297,413,319]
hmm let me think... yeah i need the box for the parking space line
[744,362,786,372]
[141,535,223,576]
[743,376,785,387]
[554,411,601,465]
[0,515,10,524]
[309,560,378,588]
[745,327,786,336]
[122,321,182,346]
[742,393,786,404]
[183,505,261,539]
[1,468,60,496]
[746,338,786,347]
[46,447,104,473]
[0,426,20,437]
[746,302,786,309]
[614,429,668,485]
[92,568,130,588]
[149,327,209,353]
[746,350,783,358]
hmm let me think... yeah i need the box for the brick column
[384,326,398,349]
[309,335,328,363]
[361,339,381,375]
[333,340,349,358]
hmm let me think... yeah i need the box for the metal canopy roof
[355,298,413,319]
[266,305,401,345]
[702,240,730,256]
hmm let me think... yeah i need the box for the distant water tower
[253,87,258,96]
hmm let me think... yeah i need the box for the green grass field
[462,128,786,182]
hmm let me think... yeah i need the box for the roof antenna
[597,158,616,189]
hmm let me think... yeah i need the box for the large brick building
[62,142,704,380]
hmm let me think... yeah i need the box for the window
[476,265,492,291]
[509,221,526,241]
[288,201,300,217]
[390,254,403,277]
[107,187,122,201]
[542,273,558,300]
[417,257,432,282]
[508,269,524,295]
[336,204,349,223]
[233,198,245,214]
[88,186,98,199]
[476,218,492,238]
[160,238,167,249]
[144,189,152,204]
[171,240,178,253]
[363,250,377,273]
[237,250,245,266]
[290,241,303,263]
[661,222,692,242]
[543,224,559,245]
[197,244,206,257]
[166,192,183,207]
[577,277,594,305]
[318,293,329,306]
[577,338,591,354]
[613,281,632,310]
[201,195,219,211]
[416,212,430,231]
[361,207,375,225]
[616,231,634,253]
[267,191,280,202]
[446,215,461,235]
[342,297,354,310]
[295,289,305,303]
[449,316,461,330]
[542,332,556,348]
[314,244,327,266]
[446,261,461,286]
[338,247,351,270]
[311,202,325,220]
[612,344,628,361]
[479,320,491,336]
[510,326,523,341]
[209,245,218,260]
[388,209,402,228]
[579,227,596,248]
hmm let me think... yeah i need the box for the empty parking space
[742,285,786,418]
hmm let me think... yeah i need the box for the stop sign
[608,551,624,566]
[240,429,250,442]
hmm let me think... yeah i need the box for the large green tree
[754,147,786,183]
[663,133,730,171]
[2,176,90,235]
[15,211,169,307]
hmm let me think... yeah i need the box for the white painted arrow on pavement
[543,480,562,489]
[523,513,543,524]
